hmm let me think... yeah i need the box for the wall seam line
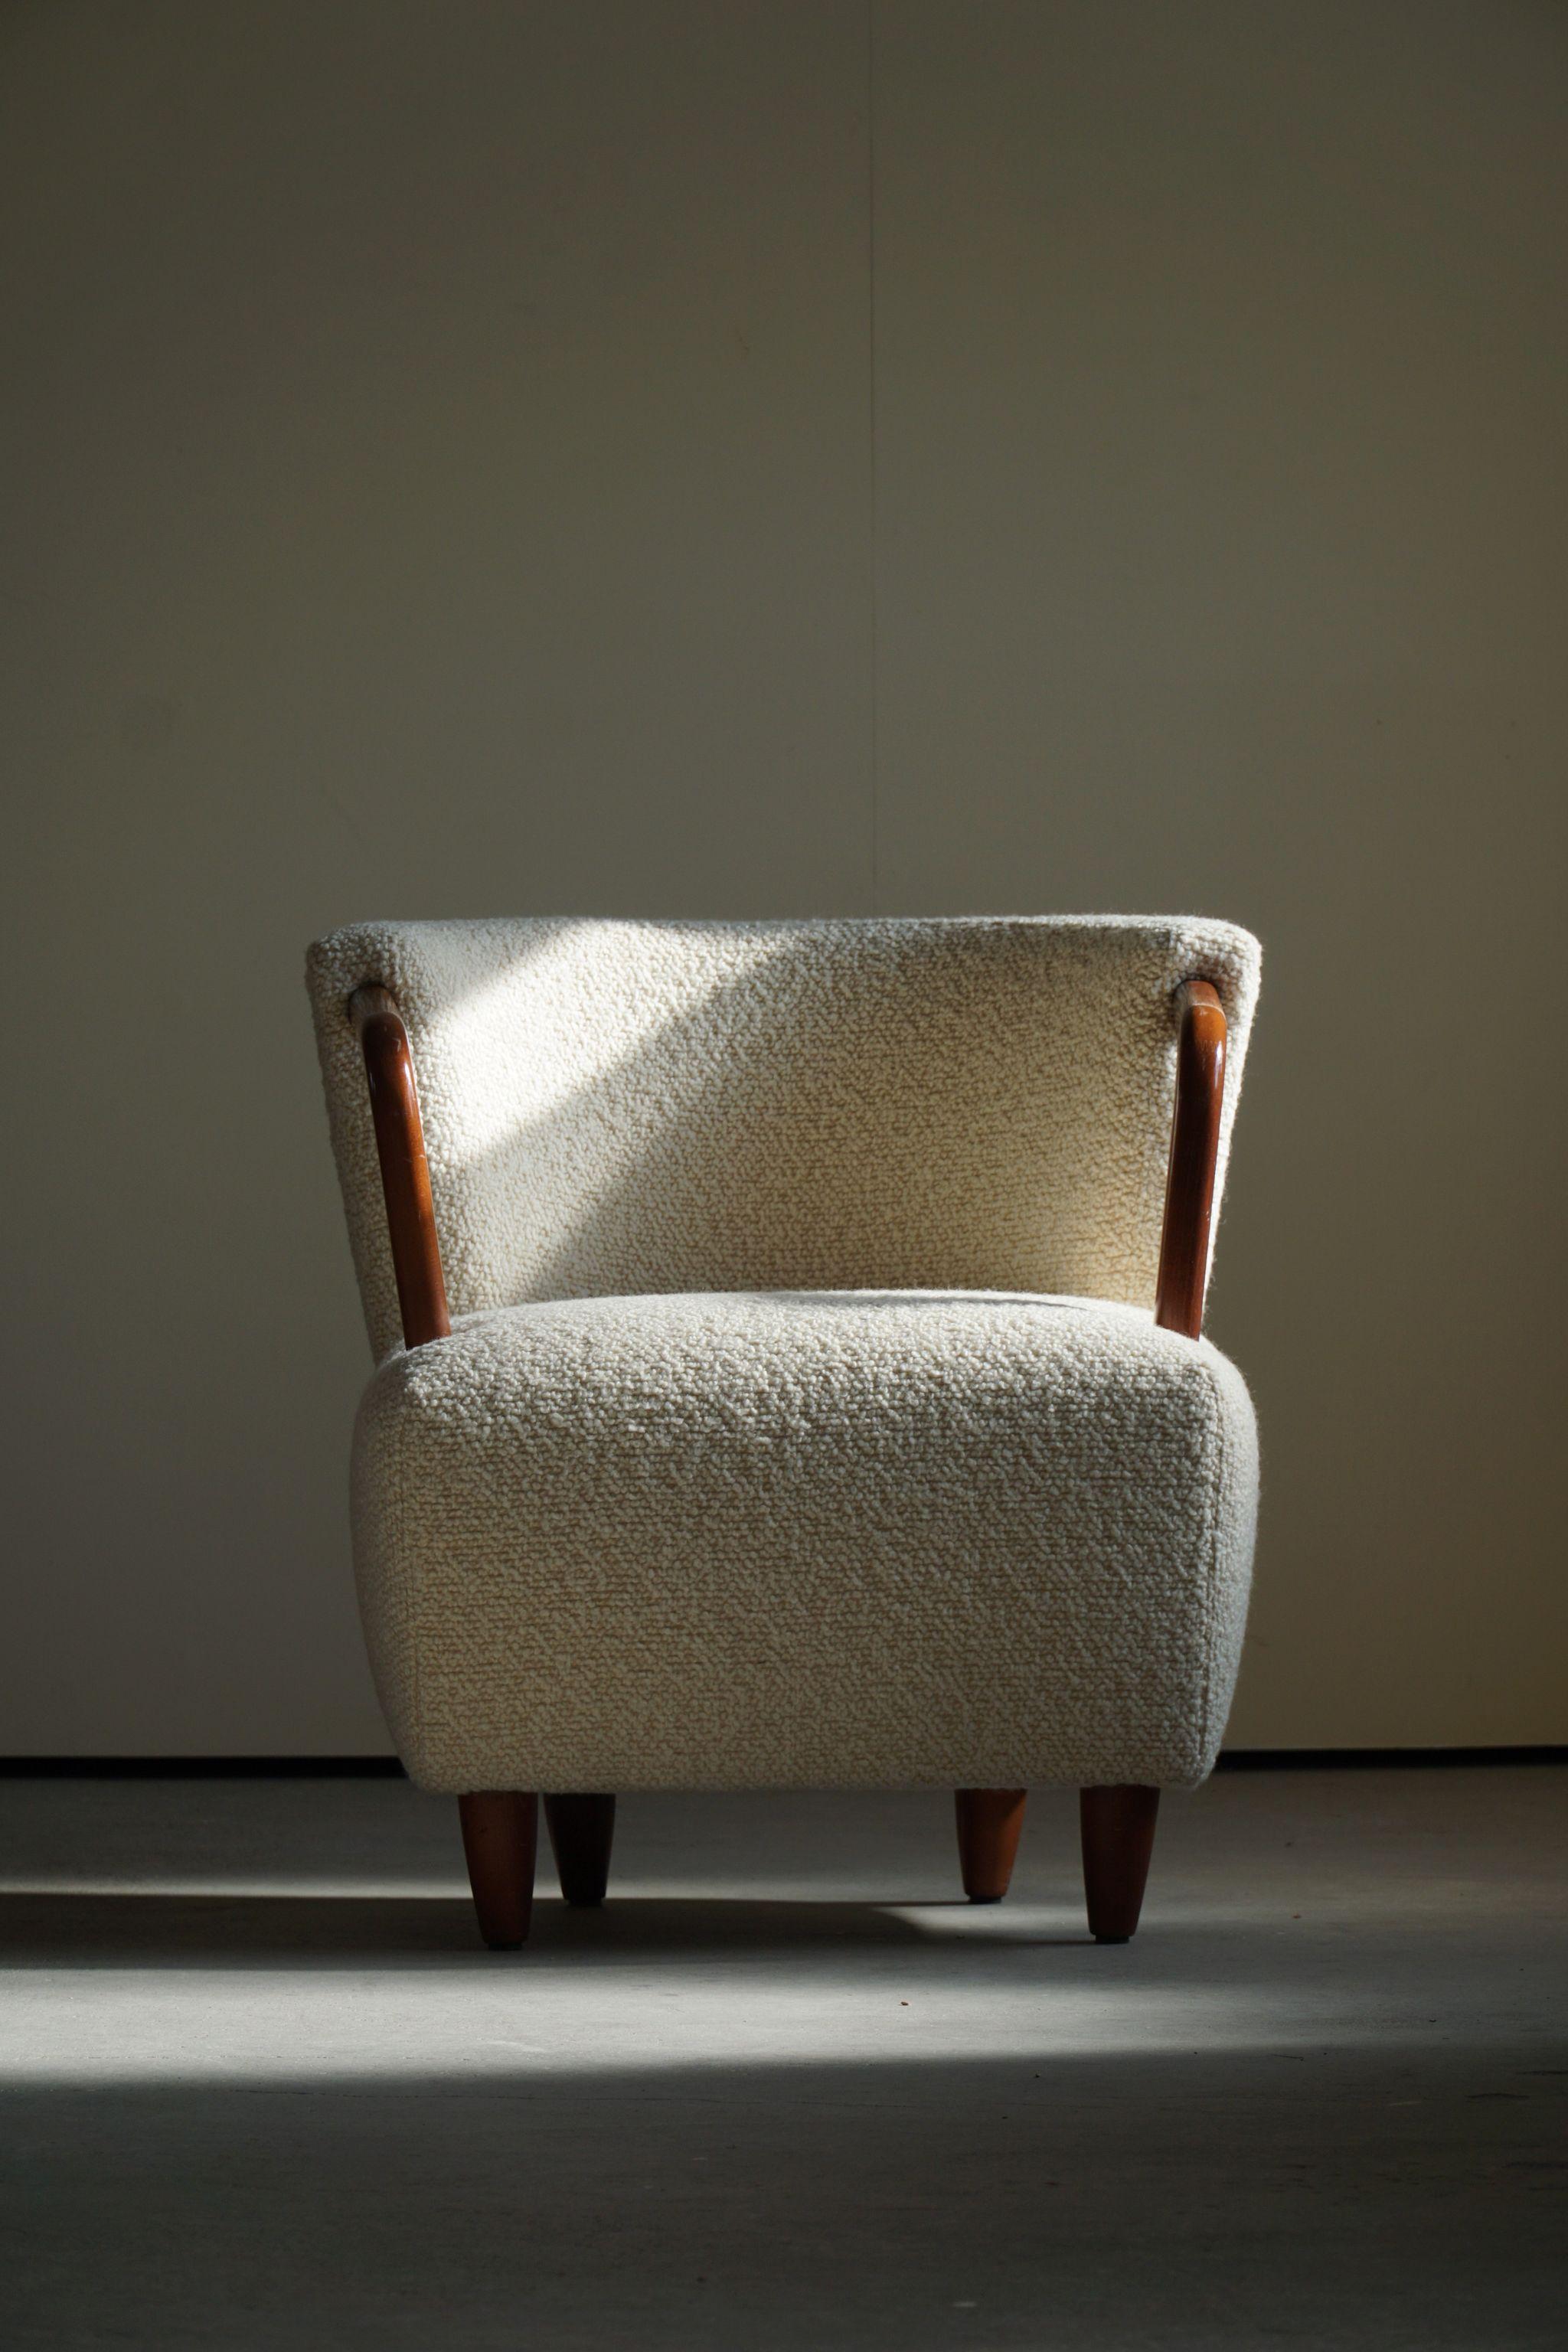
[867,0,880,913]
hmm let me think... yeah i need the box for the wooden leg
[955,1788,1027,1902]
[458,1792,537,1949]
[544,1793,617,1907]
[1080,1785,1160,1942]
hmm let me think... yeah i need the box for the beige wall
[4,0,1563,1754]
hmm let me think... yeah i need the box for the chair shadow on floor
[0,1888,1096,1968]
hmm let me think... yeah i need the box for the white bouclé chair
[306,916,1262,1949]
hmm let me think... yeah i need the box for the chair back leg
[954,1788,1028,1901]
[544,1793,617,1907]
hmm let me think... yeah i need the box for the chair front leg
[1080,1785,1160,1942]
[458,1792,538,1949]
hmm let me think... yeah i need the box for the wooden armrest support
[349,985,451,1349]
[1153,979,1227,1341]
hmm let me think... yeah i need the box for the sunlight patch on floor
[0,1958,1458,2087]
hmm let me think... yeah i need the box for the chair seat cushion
[351,1290,1259,1793]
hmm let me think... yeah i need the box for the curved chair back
[307,916,1261,1361]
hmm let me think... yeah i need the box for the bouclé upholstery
[307,916,1263,1795]
[351,1289,1257,1792]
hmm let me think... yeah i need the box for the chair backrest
[306,916,1262,1361]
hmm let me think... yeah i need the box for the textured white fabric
[306,915,1264,1794]
[350,1290,1258,1793]
[306,917,1262,1364]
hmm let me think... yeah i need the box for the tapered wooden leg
[955,1788,1027,1902]
[1080,1785,1160,1942]
[544,1793,617,1907]
[458,1792,537,1949]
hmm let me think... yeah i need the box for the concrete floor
[1,1769,1563,2350]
